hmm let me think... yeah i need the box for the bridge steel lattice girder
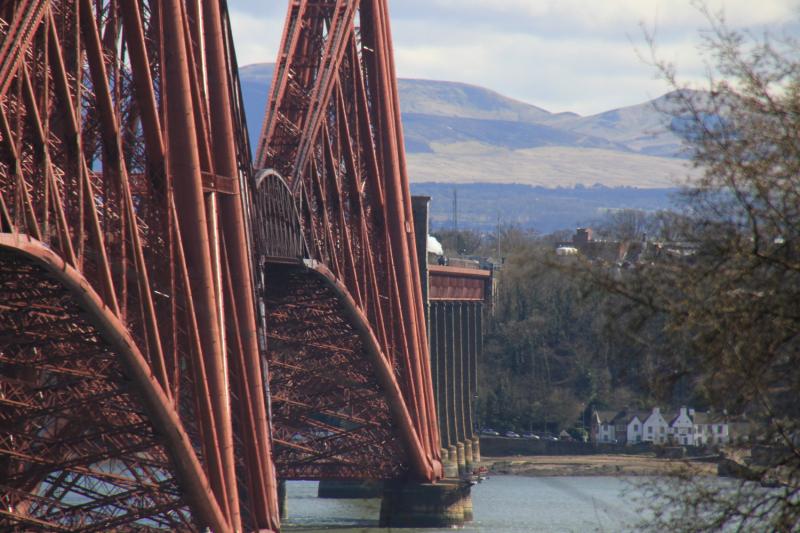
[0,235,227,532]
[254,0,442,483]
[0,0,279,530]
[309,260,440,479]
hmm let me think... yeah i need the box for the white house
[693,412,730,445]
[595,406,732,447]
[591,411,617,443]
[627,414,644,444]
[642,407,670,444]
[670,407,696,445]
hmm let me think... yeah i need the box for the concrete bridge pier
[379,479,471,528]
[412,196,485,482]
[464,439,474,470]
[463,300,479,471]
[441,447,458,478]
[278,480,288,521]
[446,445,459,477]
[469,301,482,464]
[455,441,467,475]
[429,282,459,478]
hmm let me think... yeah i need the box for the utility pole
[496,214,501,262]
[453,188,458,232]
[453,188,458,254]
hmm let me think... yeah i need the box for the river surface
[282,476,646,532]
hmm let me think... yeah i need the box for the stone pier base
[464,439,474,471]
[442,448,459,478]
[278,480,287,520]
[448,445,457,470]
[471,436,481,463]
[379,479,471,528]
[317,479,383,499]
[462,487,474,522]
[456,442,466,475]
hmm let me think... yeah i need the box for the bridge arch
[261,259,439,480]
[0,235,226,531]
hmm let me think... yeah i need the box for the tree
[597,208,649,241]
[593,9,800,531]
[476,238,649,434]
[431,229,483,256]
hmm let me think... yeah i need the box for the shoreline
[481,453,717,477]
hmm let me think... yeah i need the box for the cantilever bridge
[0,1,487,531]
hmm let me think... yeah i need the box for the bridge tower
[252,0,470,526]
[0,1,279,531]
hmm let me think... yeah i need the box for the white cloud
[228,11,283,67]
[394,0,794,33]
[228,0,797,115]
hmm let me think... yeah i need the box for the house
[591,410,618,444]
[670,407,696,445]
[594,405,732,447]
[592,409,652,445]
[607,409,647,445]
[693,414,711,445]
[693,412,730,445]
[627,413,645,444]
[642,407,671,444]
[612,410,632,445]
[666,407,734,446]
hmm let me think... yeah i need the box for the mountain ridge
[238,62,692,188]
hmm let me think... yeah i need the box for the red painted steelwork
[0,235,228,532]
[429,266,492,301]
[0,1,278,530]
[254,0,442,482]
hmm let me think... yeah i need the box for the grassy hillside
[407,144,694,189]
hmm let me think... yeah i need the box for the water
[283,476,643,532]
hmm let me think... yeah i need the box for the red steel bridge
[0,1,485,531]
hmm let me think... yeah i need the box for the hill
[544,92,689,158]
[237,62,694,190]
[396,77,555,122]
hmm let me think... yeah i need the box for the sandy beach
[482,454,717,477]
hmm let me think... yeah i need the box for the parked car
[522,432,540,439]
[504,431,521,438]
[481,428,500,436]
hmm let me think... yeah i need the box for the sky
[229,1,797,116]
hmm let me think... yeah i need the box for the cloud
[228,11,283,67]
[229,0,796,115]
[389,0,794,38]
